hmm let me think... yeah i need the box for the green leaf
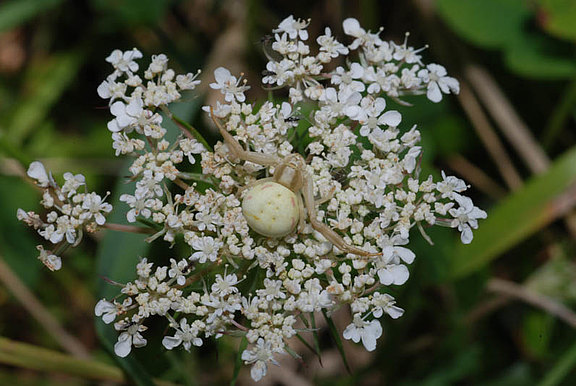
[0,176,41,287]
[450,146,576,279]
[0,0,63,33]
[437,0,529,49]
[4,51,84,146]
[505,34,576,79]
[437,0,576,79]
[537,0,576,42]
[95,163,154,386]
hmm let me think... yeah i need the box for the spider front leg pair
[210,108,380,258]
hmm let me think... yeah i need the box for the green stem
[178,172,216,185]
[542,77,576,150]
[163,106,212,152]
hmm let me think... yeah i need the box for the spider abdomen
[242,181,299,238]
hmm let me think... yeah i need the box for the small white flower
[36,245,61,271]
[176,71,201,90]
[81,192,112,225]
[162,319,203,351]
[372,293,404,319]
[241,338,282,382]
[95,299,118,324]
[317,27,348,59]
[105,48,143,73]
[211,273,240,296]
[168,258,190,286]
[113,322,148,358]
[210,67,250,103]
[190,236,223,263]
[377,264,409,285]
[27,161,51,188]
[62,172,85,197]
[107,98,144,132]
[97,76,127,101]
[449,193,487,244]
[343,316,382,351]
[418,64,460,103]
[274,15,309,40]
[437,171,468,198]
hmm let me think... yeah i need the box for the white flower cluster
[17,16,486,382]
[264,16,460,104]
[18,161,112,271]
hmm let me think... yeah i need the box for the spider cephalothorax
[211,109,379,257]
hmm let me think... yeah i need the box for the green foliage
[0,177,41,287]
[91,0,171,26]
[537,0,576,42]
[437,0,576,79]
[2,52,84,146]
[0,0,63,33]
[450,146,576,279]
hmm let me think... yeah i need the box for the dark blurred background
[1,0,576,385]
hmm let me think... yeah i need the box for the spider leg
[239,177,274,196]
[302,174,380,257]
[296,193,306,232]
[315,184,336,206]
[210,107,280,166]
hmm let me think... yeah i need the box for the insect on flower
[210,108,380,257]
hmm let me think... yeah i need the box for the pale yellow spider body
[242,181,299,237]
[210,109,380,257]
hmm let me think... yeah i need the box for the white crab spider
[211,109,379,258]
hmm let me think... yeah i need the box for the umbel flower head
[20,15,486,382]
[18,161,113,271]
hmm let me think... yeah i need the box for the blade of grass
[322,310,351,374]
[450,146,576,279]
[0,337,176,385]
[230,336,248,386]
[0,256,89,358]
[542,76,576,150]
[309,312,323,366]
[295,333,320,360]
[539,341,576,386]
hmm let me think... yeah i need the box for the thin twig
[173,177,190,191]
[487,278,576,329]
[445,155,507,199]
[0,256,90,359]
[457,84,524,190]
[465,65,550,174]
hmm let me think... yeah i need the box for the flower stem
[102,223,155,234]
[161,105,213,151]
